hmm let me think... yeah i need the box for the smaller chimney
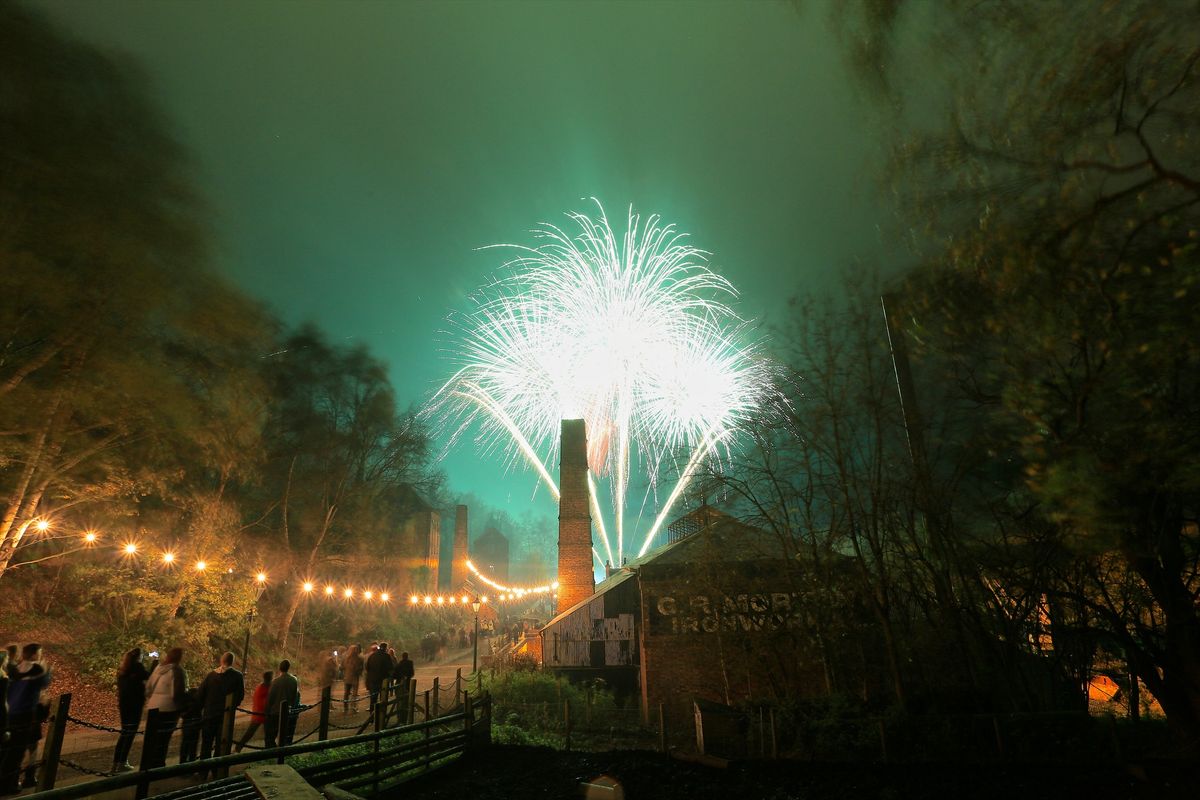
[451,505,469,589]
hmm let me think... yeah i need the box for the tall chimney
[451,504,469,589]
[557,418,594,612]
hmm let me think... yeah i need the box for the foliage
[489,722,563,748]
[0,5,446,691]
[0,3,274,580]
[815,0,1200,742]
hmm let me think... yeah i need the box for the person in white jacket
[142,647,187,769]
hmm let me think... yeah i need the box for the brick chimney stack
[451,504,469,589]
[557,418,594,612]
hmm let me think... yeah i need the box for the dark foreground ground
[393,745,1198,800]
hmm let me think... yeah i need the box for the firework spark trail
[637,427,729,557]
[588,472,614,566]
[429,201,775,566]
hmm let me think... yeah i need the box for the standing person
[3,643,51,792]
[390,651,414,722]
[391,651,414,686]
[2,647,15,677]
[112,648,149,772]
[364,642,393,714]
[177,687,202,764]
[142,647,187,769]
[264,661,300,748]
[318,650,338,696]
[341,645,363,715]
[234,672,272,752]
[196,652,244,771]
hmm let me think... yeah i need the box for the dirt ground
[393,744,1199,800]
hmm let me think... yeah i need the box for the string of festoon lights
[29,521,407,605]
[464,559,558,603]
[24,520,551,607]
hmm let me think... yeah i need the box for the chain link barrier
[66,714,142,736]
[58,757,113,778]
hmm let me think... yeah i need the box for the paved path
[34,649,480,798]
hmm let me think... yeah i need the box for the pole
[241,608,254,672]
[297,598,308,681]
[473,610,480,673]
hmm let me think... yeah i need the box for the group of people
[113,648,301,774]
[317,643,414,716]
[0,640,420,788]
[418,628,473,662]
[0,643,52,794]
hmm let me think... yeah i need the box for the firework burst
[430,201,775,564]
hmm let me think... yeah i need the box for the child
[235,672,272,751]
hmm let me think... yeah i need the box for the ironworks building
[539,506,841,724]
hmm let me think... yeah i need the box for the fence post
[456,668,463,706]
[423,690,432,771]
[476,670,482,695]
[277,702,289,765]
[464,691,474,748]
[408,680,418,724]
[373,713,381,796]
[374,698,385,733]
[37,692,71,791]
[433,676,440,717]
[878,719,889,763]
[136,708,160,799]
[319,685,332,741]
[564,699,572,751]
[658,703,667,753]
[217,693,236,778]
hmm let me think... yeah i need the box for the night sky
[38,0,885,523]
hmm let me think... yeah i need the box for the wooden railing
[28,687,491,800]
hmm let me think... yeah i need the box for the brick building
[540,506,848,724]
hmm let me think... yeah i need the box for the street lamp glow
[423,596,432,605]
[461,595,469,604]
[343,587,353,599]
[303,581,315,593]
[123,542,138,555]
[363,590,374,601]
[410,595,419,604]
[162,552,175,564]
[34,519,50,532]
[380,592,389,603]
[255,572,267,584]
[83,531,97,543]
[436,596,445,605]
[324,585,335,596]
[195,560,207,572]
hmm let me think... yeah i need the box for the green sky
[39,0,885,528]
